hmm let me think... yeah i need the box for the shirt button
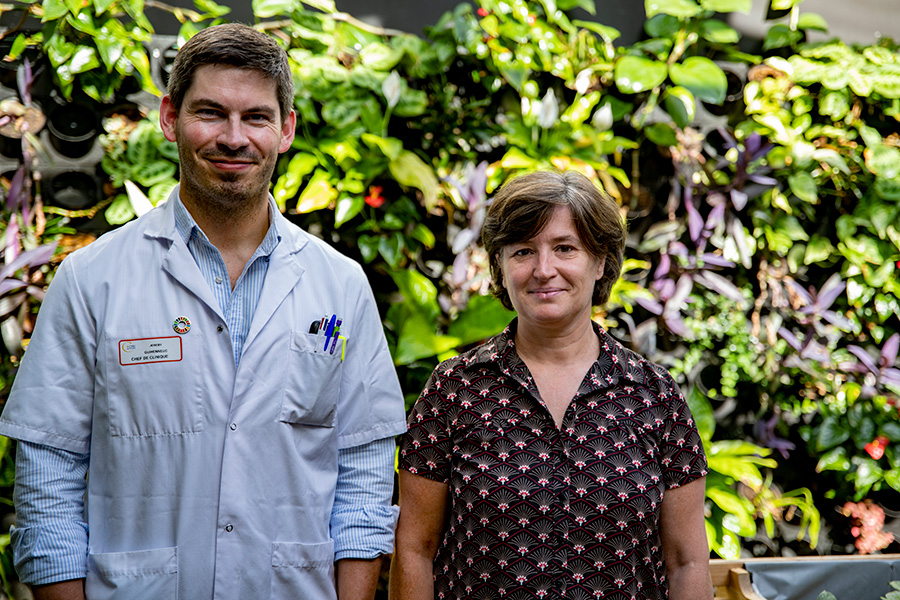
[230,423,237,431]
[225,524,233,532]
[217,325,224,333]
[215,276,223,284]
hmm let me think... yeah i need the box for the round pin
[173,316,191,334]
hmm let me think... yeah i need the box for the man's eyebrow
[186,98,277,116]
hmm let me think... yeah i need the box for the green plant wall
[1,0,900,593]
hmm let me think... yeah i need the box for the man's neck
[181,193,271,288]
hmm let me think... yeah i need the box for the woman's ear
[596,254,607,281]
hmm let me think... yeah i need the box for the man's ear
[159,95,178,143]
[279,109,297,153]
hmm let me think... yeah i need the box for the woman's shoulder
[596,327,679,392]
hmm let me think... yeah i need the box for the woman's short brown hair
[481,170,626,311]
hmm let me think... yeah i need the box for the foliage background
[1,0,900,594]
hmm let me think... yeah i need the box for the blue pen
[322,314,337,352]
[329,319,342,354]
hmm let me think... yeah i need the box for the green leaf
[816,447,850,472]
[788,171,817,202]
[699,0,751,13]
[410,223,435,249]
[105,194,136,225]
[804,234,833,264]
[686,386,715,442]
[572,20,621,42]
[816,416,851,451]
[388,150,439,212]
[701,19,740,44]
[763,24,802,50]
[880,422,900,442]
[885,468,900,493]
[322,100,362,129]
[41,0,69,20]
[645,0,702,19]
[359,43,403,71]
[797,12,828,31]
[8,34,28,60]
[875,177,900,201]
[818,90,849,120]
[334,195,364,228]
[357,234,378,263]
[643,14,681,38]
[251,0,295,18]
[817,592,837,600]
[133,160,176,187]
[273,153,318,209]
[447,294,515,346]
[663,86,696,128]
[295,169,337,214]
[615,55,668,94]
[668,57,727,105]
[866,145,900,179]
[854,457,883,492]
[645,122,679,147]
[362,133,403,161]
[392,268,439,318]
[68,46,99,75]
[392,308,459,365]
[378,232,405,268]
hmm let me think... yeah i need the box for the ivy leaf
[763,24,803,50]
[788,171,817,203]
[334,195,364,228]
[663,85,695,128]
[699,0,751,13]
[645,0,702,19]
[295,169,337,214]
[669,57,727,105]
[388,150,439,212]
[615,56,668,94]
[797,12,829,32]
[251,0,296,18]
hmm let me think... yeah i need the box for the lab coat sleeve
[12,441,89,585]
[0,257,95,453]
[331,437,398,560]
[334,266,407,450]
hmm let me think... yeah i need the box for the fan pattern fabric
[400,321,708,600]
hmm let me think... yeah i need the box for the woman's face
[500,205,605,331]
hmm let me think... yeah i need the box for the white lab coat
[0,193,407,599]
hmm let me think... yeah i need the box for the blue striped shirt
[12,196,397,584]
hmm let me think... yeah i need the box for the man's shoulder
[278,217,365,275]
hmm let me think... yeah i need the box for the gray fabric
[746,559,900,600]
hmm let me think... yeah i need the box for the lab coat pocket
[280,330,340,427]
[271,540,336,600]
[104,329,206,437]
[85,546,178,600]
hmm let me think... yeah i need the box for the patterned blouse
[399,321,708,600]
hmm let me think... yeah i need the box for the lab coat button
[225,524,233,532]
[217,325,224,333]
[230,423,237,431]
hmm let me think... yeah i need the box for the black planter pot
[47,103,100,159]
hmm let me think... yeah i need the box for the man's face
[160,64,295,214]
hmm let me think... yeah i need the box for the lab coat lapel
[145,195,224,320]
[243,214,307,350]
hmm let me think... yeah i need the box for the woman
[390,170,713,600]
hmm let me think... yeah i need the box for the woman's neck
[514,316,599,366]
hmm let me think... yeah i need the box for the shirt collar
[172,194,282,258]
[471,318,641,392]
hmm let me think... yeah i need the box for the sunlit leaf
[295,169,337,213]
[645,0,702,19]
[615,56,668,94]
[669,57,727,104]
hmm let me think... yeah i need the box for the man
[0,23,406,599]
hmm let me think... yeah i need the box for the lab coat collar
[141,185,312,330]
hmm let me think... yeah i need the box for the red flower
[364,186,385,208]
[477,7,490,17]
[865,436,890,460]
[527,14,536,25]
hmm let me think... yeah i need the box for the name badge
[119,337,183,366]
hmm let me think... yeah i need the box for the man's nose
[217,116,249,149]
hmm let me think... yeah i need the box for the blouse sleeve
[655,369,708,490]
[398,369,453,484]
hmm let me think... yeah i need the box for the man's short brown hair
[481,170,626,311]
[166,23,294,121]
